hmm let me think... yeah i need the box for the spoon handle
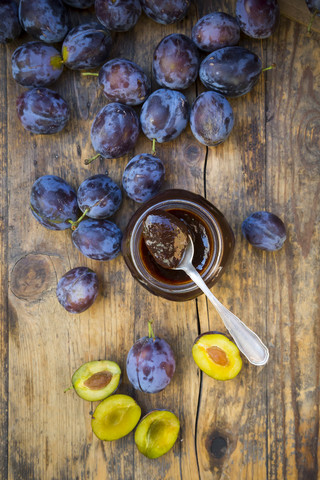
[184,265,269,366]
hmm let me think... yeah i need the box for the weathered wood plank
[2,0,320,479]
[0,42,9,480]
[266,17,320,480]
[193,0,269,478]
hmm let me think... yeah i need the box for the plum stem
[262,63,276,72]
[308,10,319,33]
[81,72,99,77]
[152,138,156,156]
[85,153,101,165]
[148,321,155,341]
[64,385,74,393]
[69,208,90,230]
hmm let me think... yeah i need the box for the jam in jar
[122,189,235,301]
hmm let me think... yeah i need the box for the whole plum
[199,46,262,97]
[99,58,151,106]
[126,323,176,393]
[192,12,240,52]
[306,0,320,13]
[140,0,190,24]
[19,0,70,44]
[62,23,112,70]
[77,174,122,219]
[95,0,141,32]
[56,267,99,313]
[30,175,79,230]
[236,0,279,39]
[140,89,189,143]
[12,42,63,88]
[90,103,140,159]
[242,211,286,251]
[153,34,199,90]
[190,91,234,146]
[16,88,70,135]
[122,154,165,203]
[72,219,122,260]
[62,0,94,8]
[0,0,21,44]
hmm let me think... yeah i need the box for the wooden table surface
[1,1,319,479]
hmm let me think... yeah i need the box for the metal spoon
[175,235,269,366]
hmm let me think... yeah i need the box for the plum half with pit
[242,211,286,251]
[71,360,121,401]
[142,210,189,269]
[135,410,180,459]
[126,322,176,393]
[56,267,99,313]
[91,394,141,441]
[192,332,242,380]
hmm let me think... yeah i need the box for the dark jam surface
[139,208,213,284]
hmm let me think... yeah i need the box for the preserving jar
[122,189,234,301]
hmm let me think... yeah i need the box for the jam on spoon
[142,210,190,269]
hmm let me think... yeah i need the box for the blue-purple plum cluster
[62,23,112,70]
[199,47,262,98]
[12,42,64,87]
[56,267,99,313]
[16,88,70,134]
[126,325,176,393]
[95,0,141,32]
[77,174,122,219]
[140,89,189,143]
[0,0,21,44]
[98,58,151,106]
[90,103,140,160]
[122,154,165,203]
[242,212,286,251]
[19,0,71,44]
[30,175,79,230]
[140,0,190,25]
[153,33,199,90]
[236,0,279,39]
[191,12,240,52]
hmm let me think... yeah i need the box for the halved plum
[72,360,121,401]
[135,410,180,459]
[192,332,242,380]
[92,394,141,441]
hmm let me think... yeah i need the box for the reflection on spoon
[142,210,269,366]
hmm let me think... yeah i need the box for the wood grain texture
[0,33,8,480]
[1,0,319,479]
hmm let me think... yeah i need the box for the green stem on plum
[84,153,101,165]
[262,63,276,73]
[152,138,156,156]
[81,72,99,77]
[148,321,155,341]
[308,10,319,34]
[64,385,74,393]
[68,208,90,231]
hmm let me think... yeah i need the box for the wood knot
[209,435,228,459]
[10,254,56,301]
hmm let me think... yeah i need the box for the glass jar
[122,189,235,301]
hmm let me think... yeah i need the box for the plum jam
[122,189,235,301]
